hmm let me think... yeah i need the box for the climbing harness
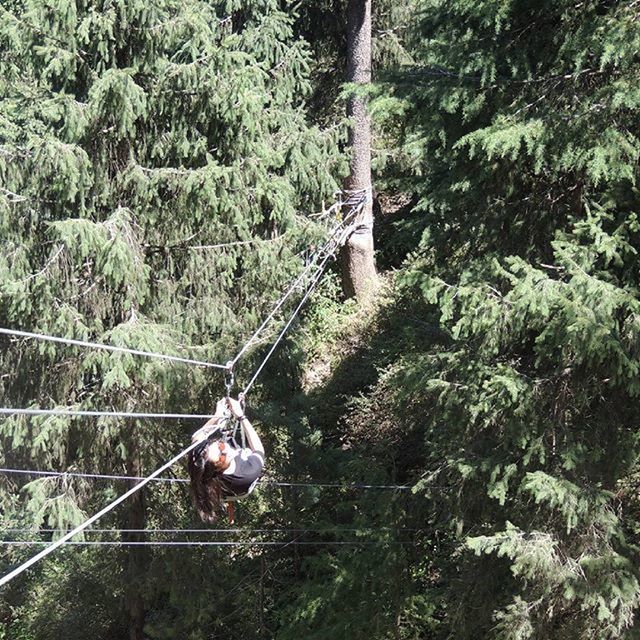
[189,425,228,472]
[190,416,237,464]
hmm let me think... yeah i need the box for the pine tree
[372,0,640,637]
[341,0,378,300]
[0,0,343,636]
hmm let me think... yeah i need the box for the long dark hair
[187,442,226,523]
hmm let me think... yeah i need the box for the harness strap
[230,393,247,449]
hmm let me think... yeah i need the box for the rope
[0,468,411,490]
[0,440,200,588]
[0,540,409,547]
[0,327,227,369]
[0,408,214,420]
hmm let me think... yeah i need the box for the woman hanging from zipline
[188,396,264,524]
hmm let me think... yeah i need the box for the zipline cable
[0,439,200,588]
[243,262,328,394]
[230,198,365,367]
[0,468,411,490]
[0,327,228,370]
[0,408,214,421]
[230,234,336,366]
[231,256,324,366]
[242,215,355,395]
[242,192,368,396]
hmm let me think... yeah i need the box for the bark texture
[341,0,378,300]
[125,442,147,640]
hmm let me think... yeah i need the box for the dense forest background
[2,0,640,638]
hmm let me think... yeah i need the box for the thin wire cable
[230,207,362,367]
[0,540,410,547]
[0,408,213,420]
[189,237,285,250]
[0,327,227,369]
[190,239,262,250]
[0,439,200,588]
[277,480,409,489]
[0,468,184,483]
[0,468,411,490]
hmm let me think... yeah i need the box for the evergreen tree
[0,0,342,636]
[372,0,640,637]
[6,1,640,638]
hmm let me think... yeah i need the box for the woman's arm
[227,397,264,456]
[239,418,264,456]
[191,399,228,442]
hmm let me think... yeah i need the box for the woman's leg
[226,501,236,525]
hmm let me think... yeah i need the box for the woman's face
[206,440,224,464]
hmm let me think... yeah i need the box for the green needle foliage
[3,0,640,638]
[0,0,343,636]
[370,0,640,637]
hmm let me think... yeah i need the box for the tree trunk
[341,0,377,301]
[124,440,147,640]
